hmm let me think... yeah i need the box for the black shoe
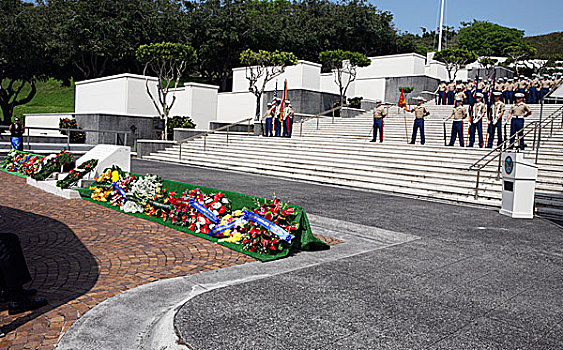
[370,139,376,142]
[8,297,48,315]
[447,144,453,146]
[408,142,415,144]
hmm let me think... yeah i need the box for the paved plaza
[1,159,562,349]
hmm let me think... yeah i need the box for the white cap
[376,99,382,103]
[414,97,425,101]
[493,91,502,97]
[455,96,463,102]
[475,92,484,98]
[515,92,525,98]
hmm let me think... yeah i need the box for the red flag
[398,89,407,109]
[279,79,288,120]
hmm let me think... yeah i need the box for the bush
[347,97,363,109]
[167,116,196,140]
[399,87,414,94]
[59,118,86,143]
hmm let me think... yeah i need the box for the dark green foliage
[524,32,563,57]
[167,116,196,140]
[457,20,526,56]
[399,87,414,94]
[347,97,363,109]
[434,48,478,81]
[59,118,86,143]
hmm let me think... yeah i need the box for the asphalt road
[133,159,563,349]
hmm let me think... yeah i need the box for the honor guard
[477,77,485,93]
[466,79,475,105]
[274,98,282,137]
[262,103,274,137]
[487,92,505,148]
[504,78,514,104]
[283,101,294,137]
[371,99,387,142]
[529,74,539,104]
[445,96,468,147]
[468,92,487,147]
[447,80,456,105]
[508,92,532,150]
[517,75,527,97]
[407,97,429,145]
[454,85,466,104]
[437,81,447,105]
[539,76,551,102]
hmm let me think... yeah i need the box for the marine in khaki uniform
[469,92,487,147]
[487,91,505,148]
[505,78,515,104]
[529,74,539,103]
[454,86,466,103]
[262,102,274,136]
[508,92,532,149]
[407,97,429,145]
[445,96,468,146]
[371,99,387,143]
[447,81,456,105]
[437,81,447,105]
[540,76,551,101]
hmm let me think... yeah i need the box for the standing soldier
[466,78,475,106]
[469,92,487,147]
[530,74,539,104]
[407,97,429,145]
[487,92,505,148]
[273,98,282,137]
[517,75,527,98]
[477,77,486,94]
[445,96,468,147]
[539,76,550,102]
[505,78,515,104]
[447,80,456,105]
[437,80,447,105]
[262,103,274,137]
[370,99,387,143]
[508,92,532,150]
[455,85,466,104]
[287,103,294,137]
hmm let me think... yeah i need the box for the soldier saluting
[370,99,387,143]
[468,92,487,148]
[486,91,505,148]
[407,97,429,145]
[445,96,468,147]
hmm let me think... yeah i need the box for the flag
[488,71,496,105]
[280,80,288,120]
[398,89,407,109]
[471,76,478,98]
[272,80,278,106]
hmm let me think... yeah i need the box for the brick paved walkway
[0,172,257,350]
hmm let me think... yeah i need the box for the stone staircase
[143,104,563,220]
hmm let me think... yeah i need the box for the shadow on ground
[0,206,99,334]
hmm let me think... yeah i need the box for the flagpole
[438,0,445,51]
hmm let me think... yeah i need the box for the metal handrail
[178,117,252,159]
[468,103,563,199]
[1,125,133,151]
[296,106,344,137]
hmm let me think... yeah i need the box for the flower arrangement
[169,189,231,234]
[56,159,98,189]
[1,150,45,176]
[59,118,86,143]
[32,151,74,181]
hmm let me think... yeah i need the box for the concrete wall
[74,113,156,145]
[76,74,160,117]
[137,140,176,158]
[167,83,219,129]
[216,91,256,123]
[384,76,440,105]
[232,60,322,93]
[24,113,72,136]
[354,78,386,102]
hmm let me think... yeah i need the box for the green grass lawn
[1,78,75,122]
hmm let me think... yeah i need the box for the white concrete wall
[353,78,386,102]
[75,73,159,116]
[167,83,219,130]
[24,113,72,136]
[232,60,322,93]
[356,53,427,79]
[216,92,256,123]
[425,61,449,81]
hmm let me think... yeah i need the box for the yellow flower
[111,170,120,182]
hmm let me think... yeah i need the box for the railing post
[332,109,335,124]
[535,97,544,164]
[550,118,554,137]
[226,126,229,145]
[179,143,182,160]
[204,135,207,152]
[316,114,319,130]
[496,151,502,180]
[114,133,118,145]
[300,121,303,137]
[124,133,128,148]
[474,169,480,200]
[532,126,537,151]
[27,127,30,151]
[247,119,250,136]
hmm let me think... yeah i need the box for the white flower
[122,201,144,213]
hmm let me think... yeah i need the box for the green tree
[434,48,478,81]
[239,49,298,120]
[479,57,498,76]
[503,43,537,75]
[46,0,186,81]
[136,42,197,140]
[319,50,371,106]
[0,0,49,125]
[457,20,526,56]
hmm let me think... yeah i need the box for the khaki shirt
[505,83,514,91]
[518,80,528,89]
[438,83,447,91]
[447,82,456,92]
[285,107,294,119]
[411,105,429,119]
[473,102,487,120]
[478,82,486,90]
[510,102,532,117]
[496,82,504,91]
[451,106,468,121]
[541,80,550,88]
[261,109,273,121]
[466,82,474,90]
[531,78,539,88]
[491,101,505,122]
[455,91,466,100]
[373,105,387,119]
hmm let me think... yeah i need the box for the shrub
[167,116,196,140]
[59,118,86,143]
[347,97,363,109]
[399,87,414,94]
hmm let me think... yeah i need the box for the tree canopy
[457,20,526,56]
[433,48,478,81]
[319,50,370,104]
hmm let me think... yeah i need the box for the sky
[370,0,563,37]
